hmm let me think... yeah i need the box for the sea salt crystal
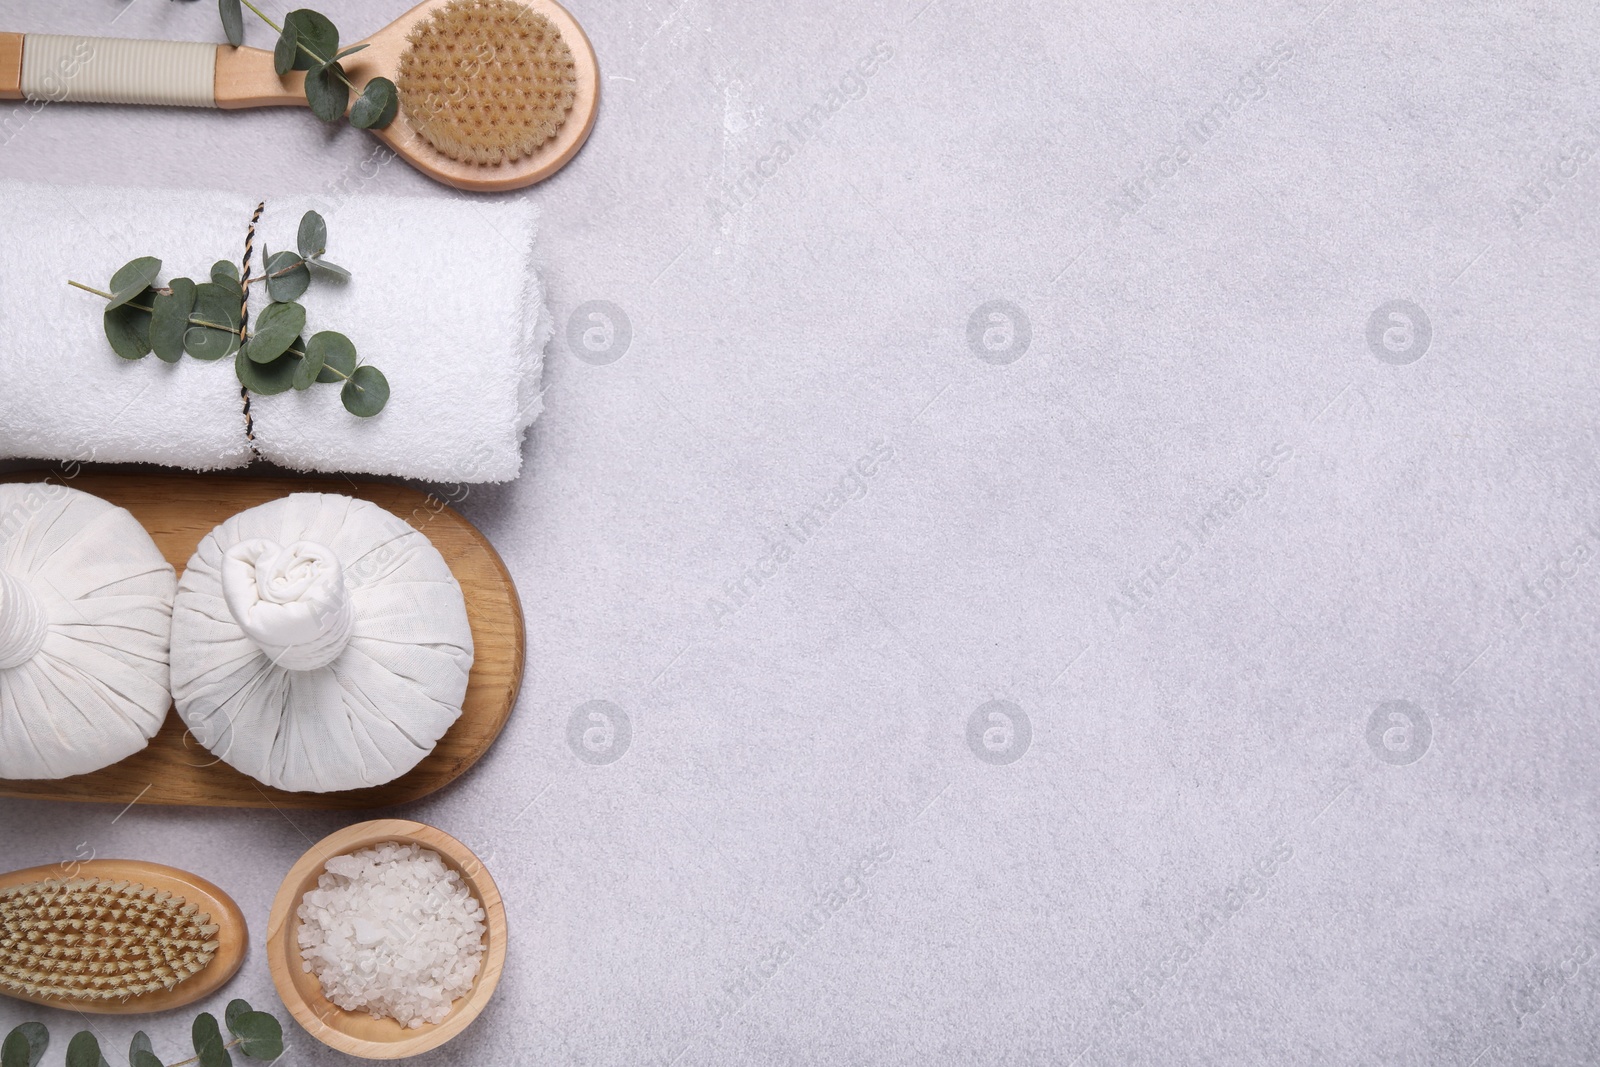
[295,842,487,1028]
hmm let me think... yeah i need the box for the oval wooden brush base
[0,859,247,1015]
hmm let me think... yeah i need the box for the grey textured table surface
[2,1,1598,1064]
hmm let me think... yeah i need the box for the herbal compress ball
[397,0,578,165]
[169,493,473,792]
[0,483,175,780]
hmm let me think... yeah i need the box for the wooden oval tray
[0,470,524,809]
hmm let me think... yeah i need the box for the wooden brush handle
[0,34,20,99]
[0,32,305,109]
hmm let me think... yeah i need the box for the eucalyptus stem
[238,0,280,33]
[247,257,308,285]
[286,343,353,381]
[292,36,356,91]
[66,281,157,315]
[316,49,360,92]
[68,280,231,332]
[67,280,113,299]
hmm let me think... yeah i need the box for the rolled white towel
[0,184,249,471]
[0,180,549,483]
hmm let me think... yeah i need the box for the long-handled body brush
[0,0,598,192]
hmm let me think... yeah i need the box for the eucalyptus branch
[2,997,282,1067]
[69,210,389,417]
[217,0,396,128]
[237,0,357,91]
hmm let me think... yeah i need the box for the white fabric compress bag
[170,493,474,792]
[0,483,176,779]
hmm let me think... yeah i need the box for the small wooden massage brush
[0,860,246,1014]
[0,0,598,191]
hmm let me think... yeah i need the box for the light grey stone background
[2,0,1598,1063]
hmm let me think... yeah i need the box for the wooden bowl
[0,859,247,1014]
[265,820,506,1059]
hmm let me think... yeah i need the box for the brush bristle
[0,878,218,1002]
[398,0,578,166]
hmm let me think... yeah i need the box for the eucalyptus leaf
[230,1013,284,1060]
[264,249,310,302]
[219,0,244,46]
[349,76,398,129]
[283,9,338,69]
[306,257,351,281]
[210,259,240,287]
[107,257,160,310]
[309,330,356,383]
[341,364,389,417]
[0,1025,42,1067]
[104,293,154,360]
[235,345,298,396]
[63,1032,105,1067]
[248,301,306,364]
[184,281,242,361]
[193,280,242,331]
[129,1033,163,1067]
[224,1001,252,1035]
[14,1025,45,1067]
[296,211,327,259]
[293,335,327,389]
[191,1014,230,1067]
[150,277,196,363]
[335,44,368,59]
[272,17,298,76]
[304,61,350,122]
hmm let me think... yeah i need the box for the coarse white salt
[295,841,487,1028]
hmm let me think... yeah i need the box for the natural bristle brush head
[0,878,219,1002]
[398,0,578,166]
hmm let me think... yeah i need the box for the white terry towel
[0,180,549,483]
